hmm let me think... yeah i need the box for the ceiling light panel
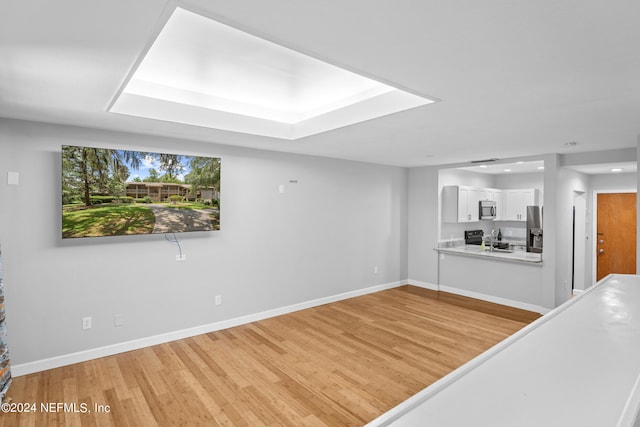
[110,7,435,139]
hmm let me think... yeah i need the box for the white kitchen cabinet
[503,189,540,221]
[483,188,503,220]
[504,190,520,221]
[455,187,469,222]
[495,190,505,220]
[444,186,540,223]
[521,189,537,208]
[467,188,482,222]
[483,189,499,202]
[442,185,481,223]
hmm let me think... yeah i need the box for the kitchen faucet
[490,229,497,252]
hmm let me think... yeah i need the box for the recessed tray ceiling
[109,7,435,140]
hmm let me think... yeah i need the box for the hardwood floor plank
[3,286,540,426]
[122,387,159,427]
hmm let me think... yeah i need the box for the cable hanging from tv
[165,233,183,258]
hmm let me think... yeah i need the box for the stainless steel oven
[479,200,496,219]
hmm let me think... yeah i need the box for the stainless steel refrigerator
[527,205,543,253]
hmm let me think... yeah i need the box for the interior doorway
[596,192,637,281]
[572,191,586,291]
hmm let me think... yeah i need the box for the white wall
[407,166,439,286]
[439,169,494,189]
[554,167,589,303]
[0,119,408,367]
[493,172,544,190]
[590,173,638,191]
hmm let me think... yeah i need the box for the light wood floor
[2,286,540,426]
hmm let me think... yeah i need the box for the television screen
[62,145,220,238]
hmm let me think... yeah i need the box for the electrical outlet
[215,295,222,306]
[176,254,186,261]
[82,317,92,330]
[374,265,379,274]
[114,314,125,327]
[7,172,19,185]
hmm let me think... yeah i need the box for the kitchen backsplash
[440,223,527,244]
[500,226,527,240]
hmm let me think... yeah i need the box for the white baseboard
[404,279,549,314]
[406,279,438,291]
[438,285,549,314]
[12,280,406,377]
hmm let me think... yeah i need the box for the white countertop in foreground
[435,245,543,264]
[367,274,640,427]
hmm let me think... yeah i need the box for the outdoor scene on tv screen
[62,145,221,238]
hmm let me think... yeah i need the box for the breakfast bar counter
[435,245,542,264]
[434,245,545,310]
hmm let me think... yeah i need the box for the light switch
[7,172,19,185]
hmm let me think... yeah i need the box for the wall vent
[469,158,500,164]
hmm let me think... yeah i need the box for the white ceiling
[1,0,639,167]
[457,161,546,175]
[565,161,637,175]
[457,160,638,175]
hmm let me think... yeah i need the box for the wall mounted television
[62,145,221,239]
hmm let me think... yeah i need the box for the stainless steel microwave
[479,200,497,219]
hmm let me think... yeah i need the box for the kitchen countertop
[435,245,543,264]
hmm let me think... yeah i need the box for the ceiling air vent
[469,158,500,164]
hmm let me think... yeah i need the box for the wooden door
[596,193,637,281]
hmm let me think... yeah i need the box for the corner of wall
[637,136,640,274]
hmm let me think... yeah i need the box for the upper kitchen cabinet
[502,189,540,221]
[442,185,483,223]
[440,160,544,226]
[483,188,504,220]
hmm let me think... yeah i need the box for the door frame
[573,191,586,292]
[592,189,637,287]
